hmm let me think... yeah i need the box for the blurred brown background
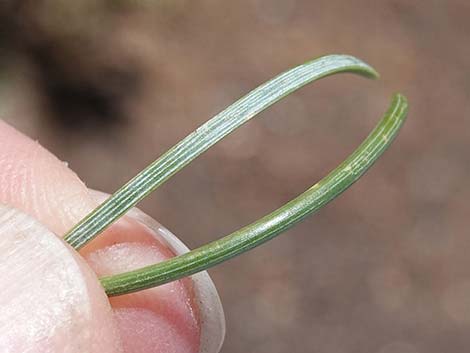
[1,1,470,352]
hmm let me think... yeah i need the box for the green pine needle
[101,93,408,297]
[64,54,378,250]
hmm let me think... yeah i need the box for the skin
[0,120,200,353]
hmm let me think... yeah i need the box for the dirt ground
[1,1,470,352]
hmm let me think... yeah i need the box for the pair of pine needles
[63,54,408,297]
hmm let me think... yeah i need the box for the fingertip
[0,205,122,352]
[0,120,96,235]
[114,308,195,353]
[87,191,225,353]
[87,242,201,353]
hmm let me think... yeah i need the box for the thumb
[0,205,121,352]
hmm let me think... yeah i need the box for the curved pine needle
[64,54,378,250]
[101,93,408,297]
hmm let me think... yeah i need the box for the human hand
[0,120,224,353]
